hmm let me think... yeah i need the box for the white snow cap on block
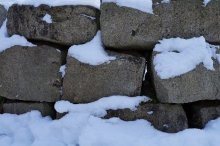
[0,20,35,52]
[102,0,154,14]
[55,95,151,117]
[153,36,220,79]
[0,0,100,10]
[42,13,52,23]
[68,31,116,66]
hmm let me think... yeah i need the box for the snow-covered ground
[1,96,220,146]
[0,0,219,146]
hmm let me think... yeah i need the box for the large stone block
[0,45,62,102]
[62,51,145,103]
[0,5,7,27]
[150,51,220,103]
[101,0,220,49]
[3,102,56,118]
[7,4,100,45]
[105,104,188,133]
[186,101,220,128]
[100,2,161,50]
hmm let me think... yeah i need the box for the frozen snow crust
[1,0,220,146]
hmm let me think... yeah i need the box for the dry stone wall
[1,0,220,133]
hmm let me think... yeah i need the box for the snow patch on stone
[102,0,154,14]
[55,95,150,117]
[59,65,66,78]
[0,20,35,52]
[153,36,220,79]
[68,31,116,66]
[42,13,52,23]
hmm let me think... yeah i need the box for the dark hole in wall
[183,100,220,129]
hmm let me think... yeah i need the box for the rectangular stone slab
[0,45,62,102]
[62,51,146,103]
[3,102,56,119]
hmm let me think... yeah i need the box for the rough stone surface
[101,0,220,49]
[101,2,160,50]
[186,101,220,128]
[62,51,146,103]
[0,5,7,27]
[0,45,62,102]
[3,102,56,118]
[150,51,220,103]
[105,104,188,133]
[7,4,100,45]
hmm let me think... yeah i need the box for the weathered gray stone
[62,51,146,103]
[7,4,100,45]
[105,104,188,133]
[0,45,62,102]
[3,102,56,118]
[187,101,220,128]
[101,2,160,49]
[150,51,220,103]
[101,0,220,49]
[0,5,7,27]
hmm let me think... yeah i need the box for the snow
[55,96,150,117]
[0,20,35,52]
[102,0,154,14]
[68,31,116,66]
[0,0,100,10]
[80,14,96,20]
[147,111,153,115]
[41,13,52,23]
[161,0,170,3]
[59,65,66,78]
[204,0,211,6]
[1,96,220,146]
[153,36,220,79]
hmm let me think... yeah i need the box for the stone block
[7,4,100,45]
[0,45,62,102]
[62,51,145,103]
